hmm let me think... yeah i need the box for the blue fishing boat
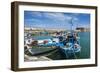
[57,33,81,59]
[57,18,81,59]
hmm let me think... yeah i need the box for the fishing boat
[57,32,81,59]
[24,36,59,56]
[57,18,81,59]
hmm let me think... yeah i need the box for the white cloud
[79,24,90,28]
[43,13,66,21]
[31,12,43,17]
[43,12,79,24]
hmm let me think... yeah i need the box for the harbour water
[78,32,90,59]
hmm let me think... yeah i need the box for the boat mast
[70,18,74,34]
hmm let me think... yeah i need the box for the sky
[24,11,90,30]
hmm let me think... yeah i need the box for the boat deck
[24,55,52,61]
[25,46,57,56]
